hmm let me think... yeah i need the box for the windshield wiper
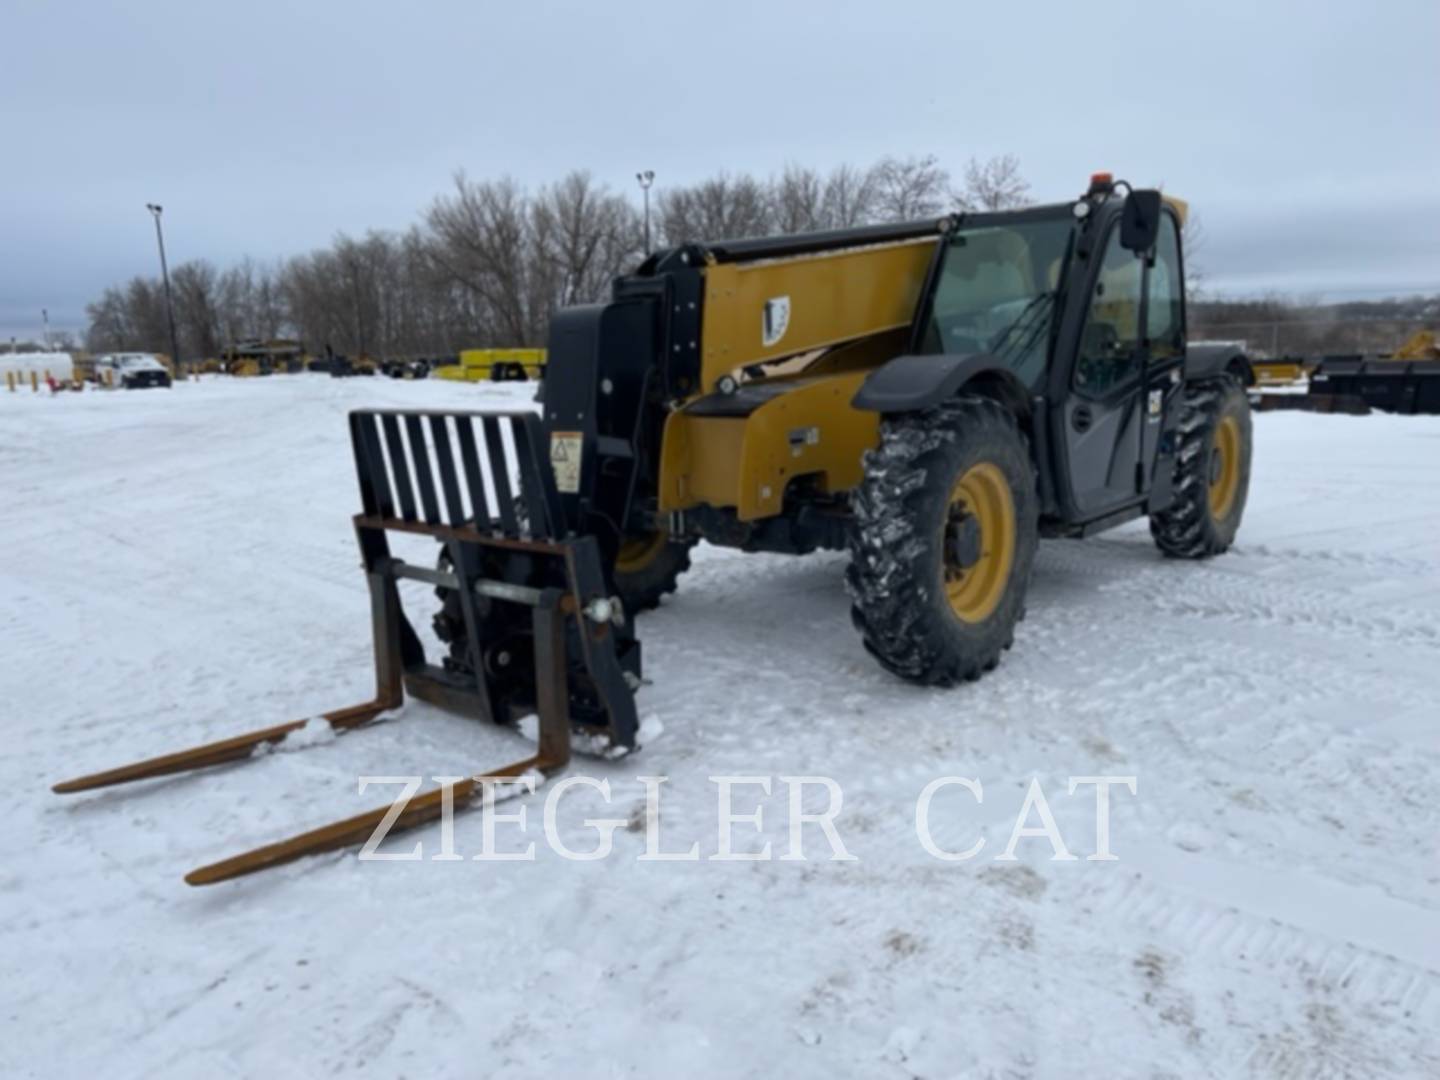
[988,292,1055,362]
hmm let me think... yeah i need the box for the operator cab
[917,208,1076,387]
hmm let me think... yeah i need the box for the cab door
[1137,213,1187,477]
[1059,210,1188,519]
[1060,224,1149,516]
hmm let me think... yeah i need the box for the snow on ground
[2,375,1438,1078]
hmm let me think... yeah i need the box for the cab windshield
[919,213,1075,388]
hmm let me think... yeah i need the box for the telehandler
[55,175,1254,883]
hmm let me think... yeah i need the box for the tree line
[83,154,1433,363]
[1189,293,1440,357]
[83,154,1031,359]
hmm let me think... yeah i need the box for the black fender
[852,353,1030,416]
[1185,344,1254,387]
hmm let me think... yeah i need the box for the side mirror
[1120,189,1163,253]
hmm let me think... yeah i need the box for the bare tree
[280,247,369,356]
[123,277,170,352]
[426,173,541,344]
[820,163,881,228]
[532,171,643,306]
[955,154,1032,211]
[770,165,826,234]
[252,263,286,341]
[216,257,286,345]
[872,155,950,221]
[81,152,1043,357]
[171,260,222,359]
[658,173,772,244]
[84,286,133,352]
[216,259,255,346]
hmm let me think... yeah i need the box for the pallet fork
[53,409,639,885]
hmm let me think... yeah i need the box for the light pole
[41,308,51,351]
[145,203,183,378]
[635,170,655,254]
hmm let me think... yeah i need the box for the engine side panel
[658,370,878,521]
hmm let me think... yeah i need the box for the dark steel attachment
[53,408,641,885]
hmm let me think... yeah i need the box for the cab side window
[1147,216,1184,361]
[1074,227,1142,396]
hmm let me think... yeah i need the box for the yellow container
[438,348,547,382]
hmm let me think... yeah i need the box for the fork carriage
[347,408,639,747]
[53,408,642,885]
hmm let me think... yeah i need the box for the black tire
[847,397,1039,685]
[613,533,695,614]
[431,530,694,673]
[428,551,541,722]
[1149,376,1252,558]
[431,549,469,663]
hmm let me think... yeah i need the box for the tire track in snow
[1083,550,1440,649]
[1238,542,1438,577]
[1141,587,1439,650]
[800,754,1440,1042]
[1090,868,1440,1027]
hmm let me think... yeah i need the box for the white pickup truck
[94,353,172,389]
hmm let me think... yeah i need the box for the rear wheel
[847,397,1039,685]
[1149,376,1252,558]
[613,531,694,614]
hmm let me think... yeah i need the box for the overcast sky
[2,0,1437,341]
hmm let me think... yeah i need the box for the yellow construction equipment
[1251,358,1307,385]
[437,348,547,382]
[56,175,1256,885]
[1388,329,1438,361]
[223,340,307,375]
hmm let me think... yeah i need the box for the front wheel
[847,397,1039,685]
[1149,376,1252,558]
[613,531,694,614]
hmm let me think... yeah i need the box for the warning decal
[550,431,583,493]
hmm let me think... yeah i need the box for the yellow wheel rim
[943,462,1016,624]
[616,531,669,575]
[1208,415,1240,520]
